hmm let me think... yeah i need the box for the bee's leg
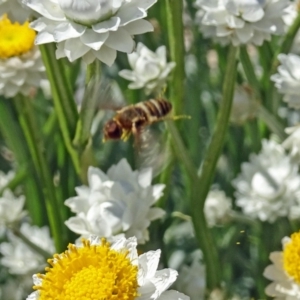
[121,130,131,141]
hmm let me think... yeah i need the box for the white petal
[25,0,65,21]
[119,69,136,81]
[56,42,66,59]
[93,45,117,66]
[138,250,161,283]
[118,6,146,26]
[158,290,190,300]
[92,17,121,33]
[64,38,90,62]
[81,30,109,51]
[105,28,135,53]
[123,19,153,34]
[151,269,178,297]
[135,0,157,10]
[53,21,86,42]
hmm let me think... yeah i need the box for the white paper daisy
[195,0,290,46]
[23,0,157,65]
[64,159,165,244]
[0,0,32,23]
[0,15,47,98]
[264,232,300,299]
[26,235,189,300]
[119,42,176,95]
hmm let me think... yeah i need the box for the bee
[103,98,174,142]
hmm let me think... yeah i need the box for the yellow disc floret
[283,231,300,283]
[0,15,36,59]
[34,238,139,300]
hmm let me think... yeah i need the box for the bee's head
[103,119,123,141]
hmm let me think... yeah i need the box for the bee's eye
[104,120,122,140]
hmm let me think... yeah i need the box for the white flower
[271,54,300,109]
[175,258,206,300]
[232,139,300,222]
[204,189,232,227]
[26,235,189,300]
[0,223,55,275]
[0,189,26,228]
[0,0,32,23]
[0,170,15,190]
[230,85,258,125]
[194,0,290,46]
[119,43,176,95]
[0,47,46,98]
[264,233,300,300]
[65,159,165,244]
[23,0,156,65]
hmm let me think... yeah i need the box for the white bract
[23,0,157,65]
[204,189,232,227]
[119,43,176,95]
[194,0,290,46]
[175,258,206,300]
[232,139,300,222]
[271,54,300,109]
[65,159,165,244]
[0,170,15,190]
[264,235,300,300]
[0,47,46,98]
[0,0,32,22]
[0,189,26,228]
[0,223,55,275]
[27,236,190,300]
[283,125,300,162]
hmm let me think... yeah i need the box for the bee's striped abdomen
[136,99,172,122]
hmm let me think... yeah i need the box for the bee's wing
[134,126,171,178]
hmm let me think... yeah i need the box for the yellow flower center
[283,231,300,283]
[34,239,139,300]
[0,15,36,59]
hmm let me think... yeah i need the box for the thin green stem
[14,96,65,252]
[194,45,238,289]
[165,0,185,114]
[39,44,81,176]
[0,99,44,225]
[239,46,286,140]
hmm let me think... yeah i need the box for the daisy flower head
[232,139,300,222]
[65,158,165,244]
[194,0,290,46]
[119,43,176,95]
[0,15,47,98]
[23,0,157,66]
[264,231,300,299]
[271,53,300,109]
[26,235,189,300]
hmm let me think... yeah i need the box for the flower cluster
[232,139,300,222]
[65,159,165,244]
[195,0,290,46]
[119,43,176,95]
[23,0,157,65]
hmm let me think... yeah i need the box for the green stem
[0,99,44,225]
[14,96,65,252]
[239,46,286,140]
[194,45,238,289]
[165,0,185,114]
[39,44,81,176]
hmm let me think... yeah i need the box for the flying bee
[103,98,174,142]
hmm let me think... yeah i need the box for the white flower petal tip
[119,42,175,95]
[26,235,188,300]
[195,0,290,46]
[64,159,165,244]
[23,0,157,65]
